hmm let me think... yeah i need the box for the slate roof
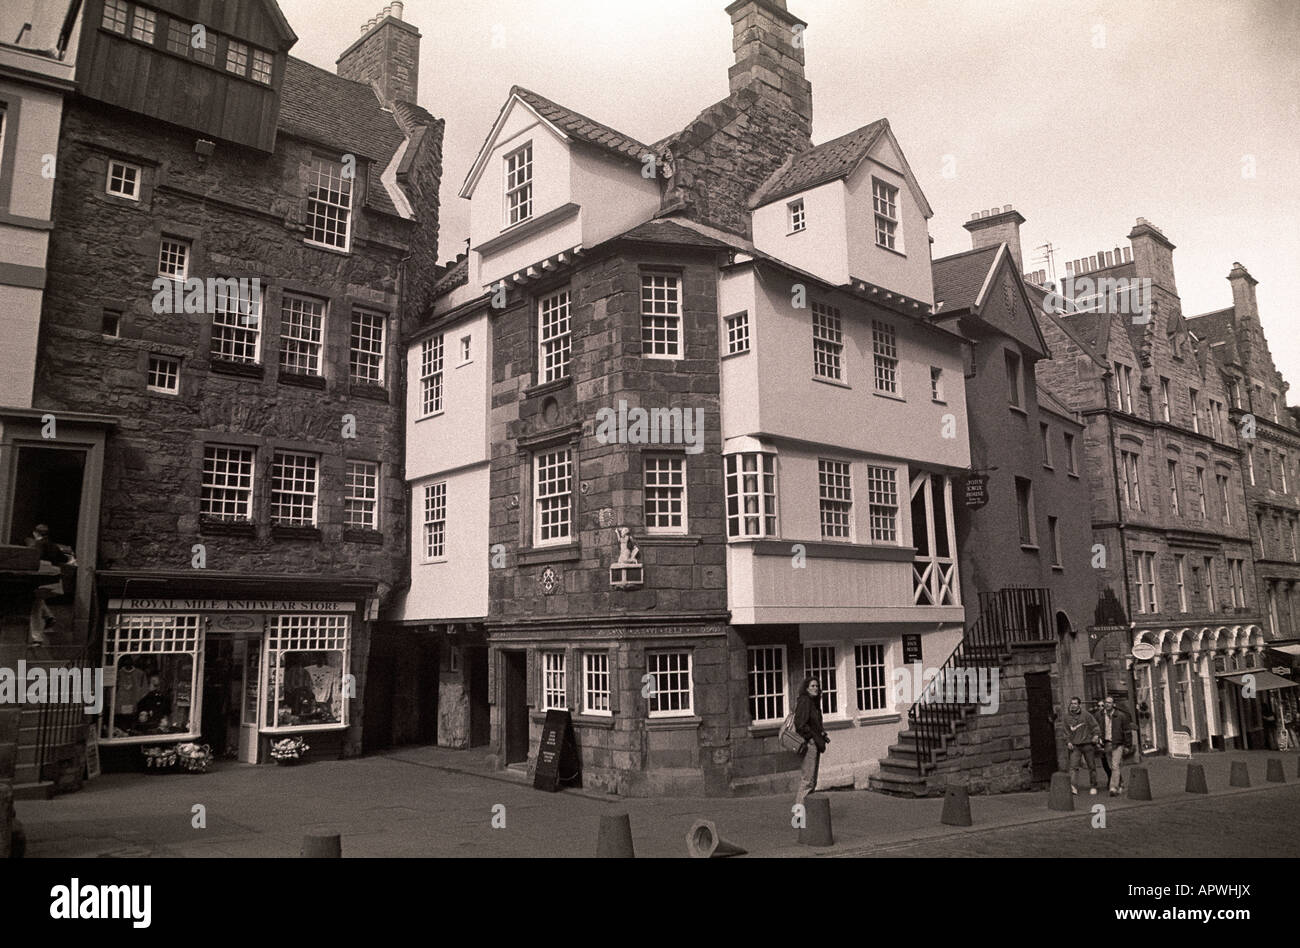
[751,119,888,208]
[613,218,735,249]
[433,254,469,297]
[1062,312,1110,353]
[1037,382,1081,423]
[1185,307,1235,345]
[510,86,649,165]
[932,245,1001,313]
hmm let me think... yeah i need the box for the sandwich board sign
[533,708,580,792]
[1169,728,1193,760]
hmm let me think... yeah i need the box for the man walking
[1098,696,1133,796]
[1062,696,1101,795]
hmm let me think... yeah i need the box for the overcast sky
[279,0,1300,393]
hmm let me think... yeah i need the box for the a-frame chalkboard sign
[533,708,581,792]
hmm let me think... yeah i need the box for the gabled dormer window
[306,157,353,251]
[251,49,274,84]
[788,198,806,233]
[872,178,900,252]
[505,143,533,227]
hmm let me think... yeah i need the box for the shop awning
[1217,670,1298,691]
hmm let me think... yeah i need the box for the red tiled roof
[751,119,888,208]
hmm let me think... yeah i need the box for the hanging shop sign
[962,474,989,510]
[1131,642,1157,661]
[902,634,923,665]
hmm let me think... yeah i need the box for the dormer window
[306,157,353,251]
[251,49,274,84]
[788,198,806,233]
[505,143,533,227]
[226,40,249,76]
[130,7,156,43]
[102,0,129,34]
[872,178,899,252]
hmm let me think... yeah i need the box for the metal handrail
[34,648,91,782]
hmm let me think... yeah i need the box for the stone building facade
[30,0,442,771]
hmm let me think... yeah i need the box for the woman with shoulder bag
[794,676,830,806]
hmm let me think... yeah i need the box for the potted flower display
[270,736,310,765]
[176,743,214,774]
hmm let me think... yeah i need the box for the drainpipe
[1102,369,1139,729]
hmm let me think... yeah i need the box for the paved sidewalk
[15,746,1299,858]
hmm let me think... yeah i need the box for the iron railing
[34,648,91,782]
[907,587,1053,774]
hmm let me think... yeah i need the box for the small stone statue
[614,527,640,566]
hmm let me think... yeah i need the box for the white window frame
[1175,554,1188,612]
[225,39,249,75]
[1159,378,1171,422]
[747,645,787,724]
[538,289,572,383]
[1217,473,1231,523]
[1137,551,1159,613]
[868,464,900,544]
[910,472,958,605]
[157,237,189,281]
[646,650,693,718]
[420,335,444,417]
[788,198,806,233]
[344,460,380,531]
[818,458,853,541]
[305,157,353,251]
[853,640,891,716]
[270,450,319,527]
[533,448,573,547]
[1167,460,1180,515]
[813,302,845,382]
[582,652,611,717]
[1204,557,1216,611]
[871,178,900,252]
[211,278,262,365]
[262,614,351,733]
[930,366,944,402]
[541,651,567,711]
[873,320,901,395]
[102,0,129,33]
[146,354,180,394]
[640,273,682,359]
[1189,388,1200,433]
[1121,450,1141,510]
[1195,466,1207,518]
[644,455,687,535]
[130,6,156,43]
[106,158,141,200]
[422,481,447,561]
[201,445,255,522]
[279,293,327,377]
[803,644,845,719]
[349,309,386,386]
[504,142,533,227]
[251,48,274,84]
[99,613,203,746]
[725,452,777,539]
[725,311,750,355]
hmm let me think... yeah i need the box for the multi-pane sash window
[306,157,353,250]
[147,354,180,393]
[747,646,786,723]
[1216,474,1230,523]
[872,178,899,250]
[280,294,326,376]
[872,319,899,394]
[349,310,386,385]
[1114,363,1133,413]
[201,446,255,521]
[1281,453,1290,493]
[1175,554,1188,612]
[854,643,888,712]
[1195,466,1207,518]
[344,461,379,530]
[1065,432,1077,473]
[103,0,129,33]
[868,465,899,542]
[423,482,447,559]
[211,279,261,363]
[1204,557,1216,611]
[812,302,844,381]
[158,237,189,280]
[1167,460,1180,515]
[1006,350,1023,408]
[646,651,692,717]
[226,39,249,75]
[789,198,806,232]
[192,27,216,65]
[1048,516,1062,567]
[1229,558,1246,607]
[420,335,444,416]
[930,366,943,401]
[505,143,533,226]
[583,652,611,715]
[538,290,571,382]
[130,6,156,42]
[726,311,750,355]
[725,452,777,538]
[107,159,141,200]
[641,273,682,358]
[1159,378,1171,421]
[166,18,190,53]
[1041,423,1052,467]
[1121,451,1141,509]
[644,456,686,534]
[1136,551,1159,613]
[251,48,274,84]
[1016,476,1035,545]
[818,459,852,540]
[534,449,573,546]
[542,652,567,711]
[1188,388,1200,432]
[803,645,839,715]
[270,451,318,526]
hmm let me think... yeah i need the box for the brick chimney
[1127,217,1177,295]
[725,0,813,134]
[336,2,420,108]
[963,204,1025,271]
[1227,262,1258,327]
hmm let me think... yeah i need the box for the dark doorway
[1025,671,1056,783]
[201,635,237,758]
[503,650,529,764]
[362,629,440,753]
[9,446,86,549]
[468,646,490,747]
[1055,611,1072,639]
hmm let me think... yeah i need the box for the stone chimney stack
[1127,217,1177,295]
[1227,262,1258,327]
[963,204,1025,271]
[725,0,813,135]
[336,2,420,108]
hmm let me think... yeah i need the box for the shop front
[95,579,372,770]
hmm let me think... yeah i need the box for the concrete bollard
[798,795,834,847]
[596,812,635,858]
[940,784,972,827]
[301,833,341,858]
[1185,763,1209,794]
[1126,766,1152,801]
[1048,772,1074,811]
[1266,758,1286,783]
[1229,760,1250,788]
[686,819,746,858]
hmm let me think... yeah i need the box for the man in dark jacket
[794,676,830,807]
[1062,696,1101,795]
[1098,696,1133,796]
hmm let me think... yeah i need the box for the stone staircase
[7,645,91,799]
[870,588,1059,798]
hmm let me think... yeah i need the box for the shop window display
[101,615,202,744]
[264,614,349,731]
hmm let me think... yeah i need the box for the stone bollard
[596,812,635,858]
[1126,766,1152,801]
[798,795,834,847]
[1185,763,1209,794]
[1229,760,1251,788]
[1048,772,1074,811]
[300,833,341,858]
[1266,758,1286,783]
[686,819,746,858]
[940,784,972,827]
